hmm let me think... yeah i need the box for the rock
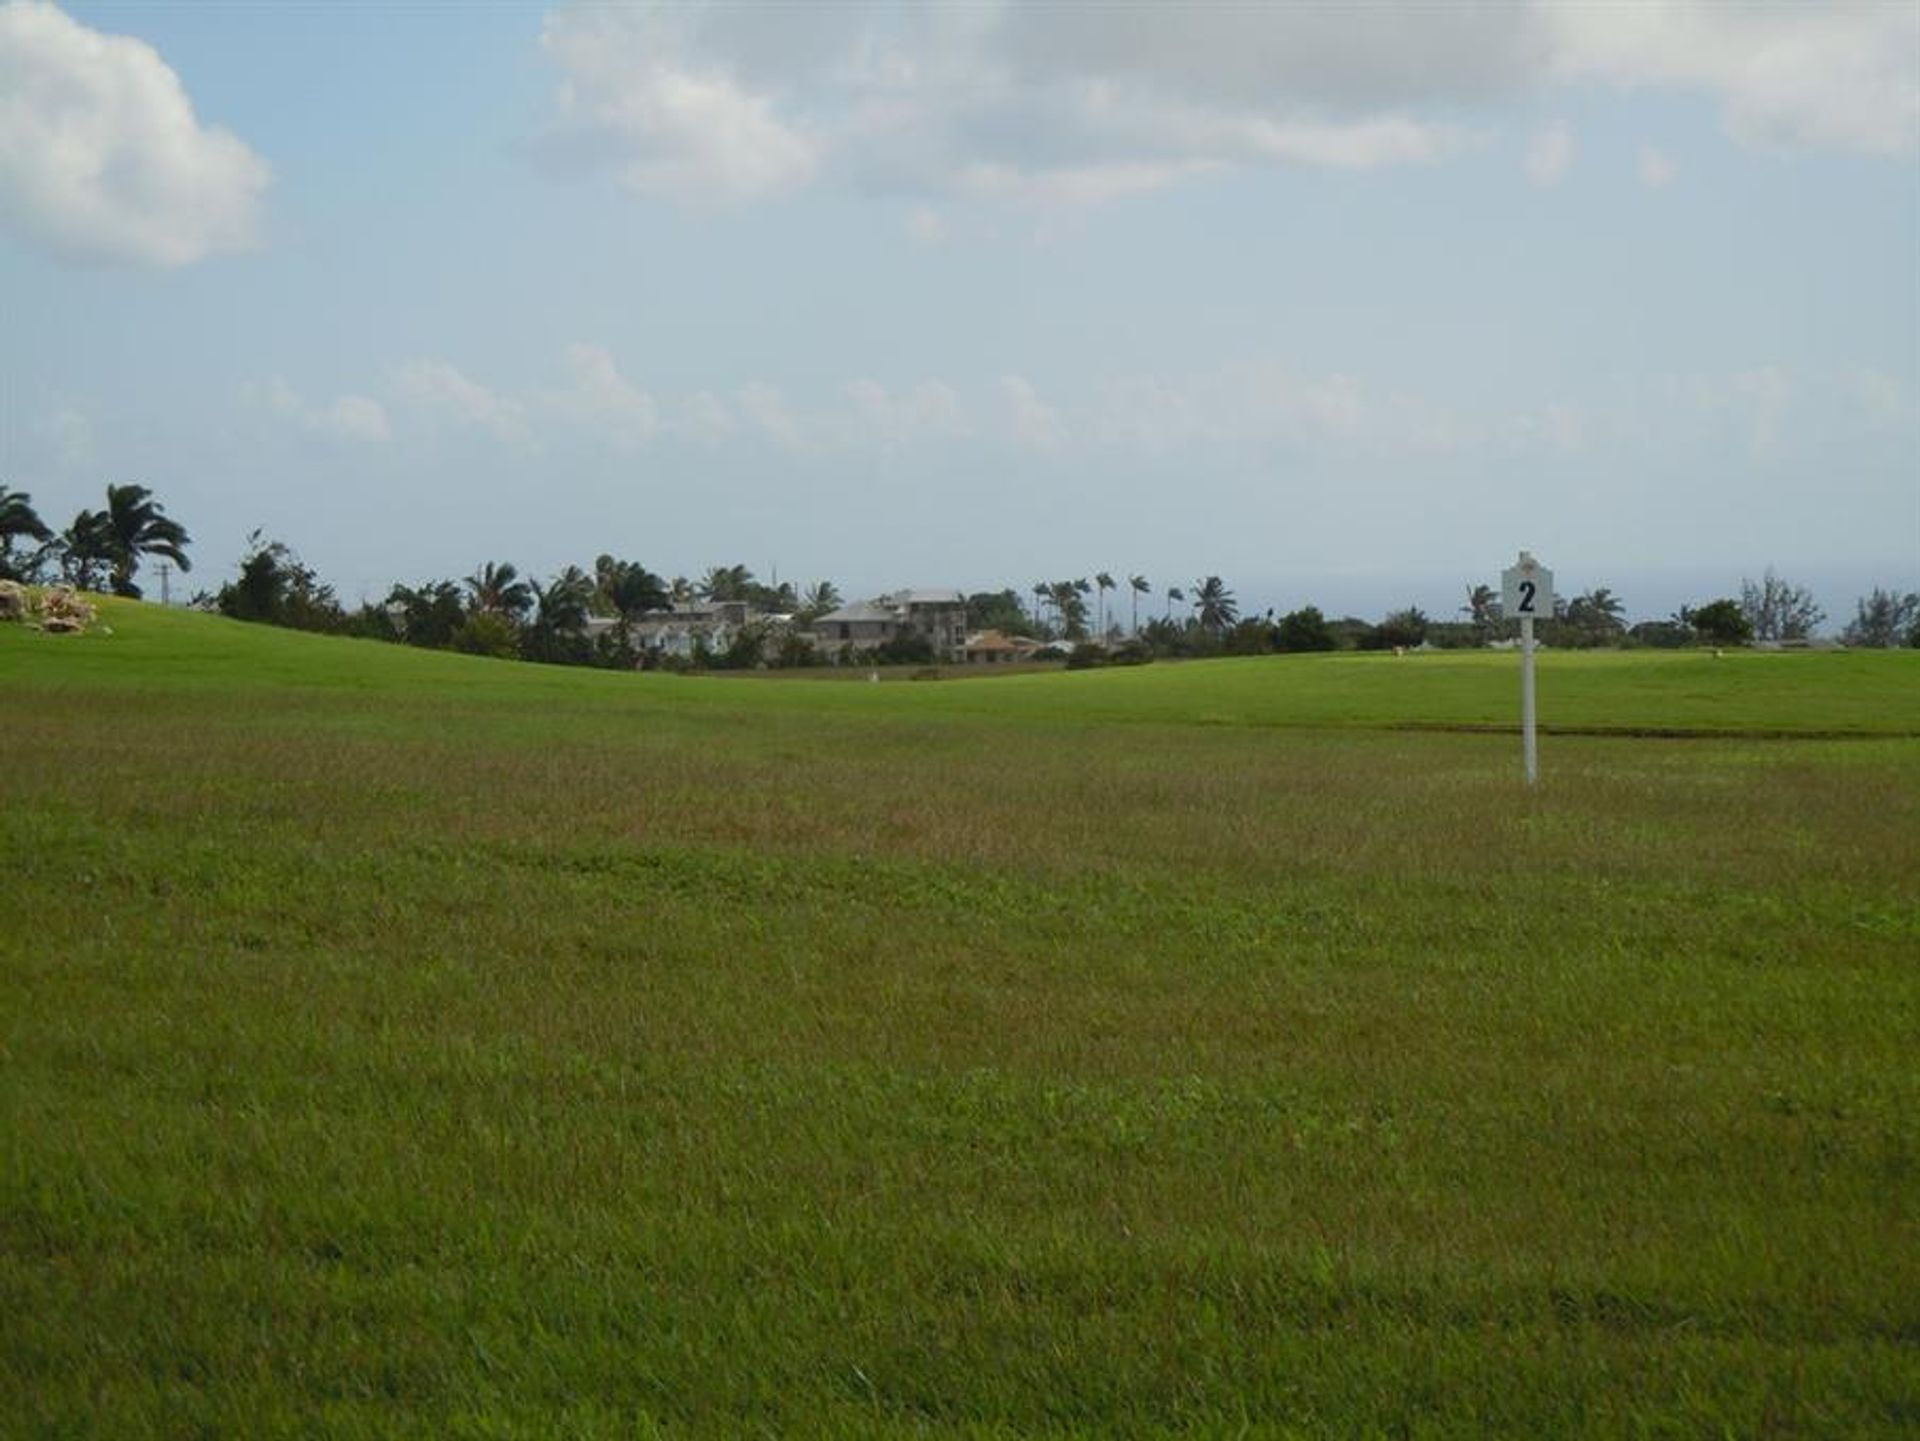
[38,586,97,632]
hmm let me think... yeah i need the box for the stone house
[813,589,967,663]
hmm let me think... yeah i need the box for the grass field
[4,601,1917,1437]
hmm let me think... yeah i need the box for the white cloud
[1545,1,1920,156]
[1638,145,1678,188]
[536,3,1916,217]
[327,395,391,443]
[538,3,1482,213]
[906,204,946,244]
[539,8,818,204]
[0,0,269,267]
[1525,121,1574,186]
[710,375,973,453]
[317,349,1891,485]
[1090,361,1457,455]
[735,381,808,452]
[955,159,1224,211]
[838,378,966,449]
[1663,365,1793,457]
[1001,375,1067,452]
[1851,369,1918,431]
[40,404,95,469]
[1502,400,1586,454]
[676,390,733,443]
[247,377,390,442]
[545,342,659,445]
[390,360,528,442]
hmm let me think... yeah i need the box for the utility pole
[158,561,172,607]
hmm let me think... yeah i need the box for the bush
[450,611,521,660]
[1276,606,1335,652]
[1627,620,1692,649]
[1690,599,1751,646]
[721,622,769,670]
[1223,618,1278,655]
[1065,642,1107,670]
[1740,570,1823,642]
[875,630,935,666]
[593,621,640,670]
[1842,589,1920,649]
[217,533,346,634]
[1376,607,1429,649]
[772,630,821,668]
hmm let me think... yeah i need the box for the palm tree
[1192,576,1238,632]
[1569,587,1625,631]
[1050,580,1088,639]
[1031,581,1051,631]
[69,485,191,598]
[60,509,112,591]
[1461,584,1497,626]
[594,555,669,618]
[524,567,594,662]
[699,564,754,602]
[1164,584,1184,623]
[1093,572,1114,638]
[386,579,465,648]
[0,486,53,582]
[464,561,533,620]
[802,580,841,618]
[1128,574,1150,634]
[538,567,593,629]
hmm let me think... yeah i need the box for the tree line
[5,483,1917,662]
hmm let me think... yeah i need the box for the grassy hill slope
[7,597,1917,738]
[3,604,1917,1436]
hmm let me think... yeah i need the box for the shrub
[1224,618,1278,655]
[450,611,521,660]
[1841,589,1920,649]
[217,533,346,633]
[875,630,935,666]
[772,630,821,668]
[1690,599,1752,646]
[1276,606,1335,652]
[1065,642,1107,670]
[1627,620,1692,649]
[1376,607,1429,649]
[1739,570,1823,641]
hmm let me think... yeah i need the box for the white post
[1520,614,1538,785]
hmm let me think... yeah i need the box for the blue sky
[2,0,1915,621]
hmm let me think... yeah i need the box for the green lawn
[4,602,1917,1436]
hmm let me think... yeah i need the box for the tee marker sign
[1501,551,1554,785]
[1502,552,1553,622]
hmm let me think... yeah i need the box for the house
[811,599,899,654]
[586,601,749,661]
[963,629,1043,664]
[813,589,968,663]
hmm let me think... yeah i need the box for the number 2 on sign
[1517,580,1537,614]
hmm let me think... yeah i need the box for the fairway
[4,603,1917,1437]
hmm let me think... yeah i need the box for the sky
[1,0,1916,622]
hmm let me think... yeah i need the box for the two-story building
[812,589,968,663]
[585,600,749,661]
